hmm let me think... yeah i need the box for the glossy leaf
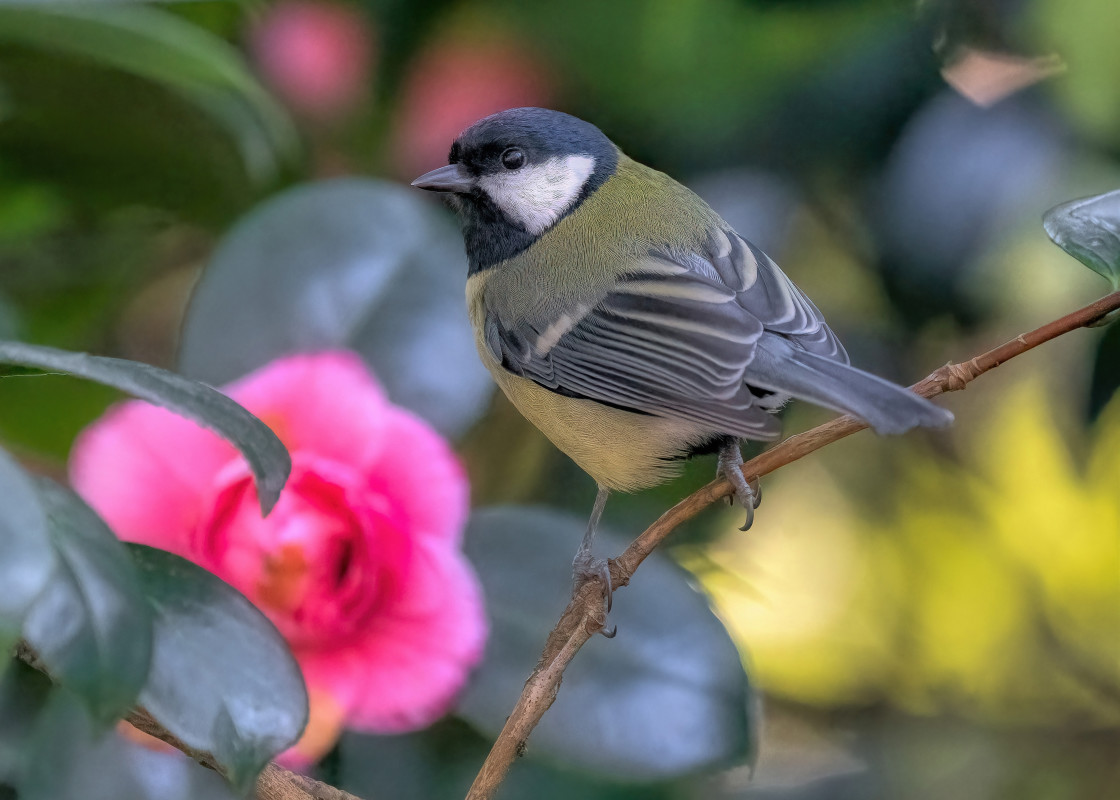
[334,724,680,800]
[0,3,296,182]
[0,658,53,782]
[0,448,54,641]
[1043,189,1120,290]
[1088,321,1120,421]
[21,480,152,724]
[19,689,238,800]
[129,545,308,793]
[0,341,290,515]
[178,178,494,438]
[459,506,754,780]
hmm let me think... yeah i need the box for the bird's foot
[572,548,616,638]
[717,440,761,531]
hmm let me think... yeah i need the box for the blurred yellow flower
[689,378,1120,726]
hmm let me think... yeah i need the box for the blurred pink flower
[392,34,553,177]
[70,352,485,764]
[249,0,375,122]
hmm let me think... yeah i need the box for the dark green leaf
[21,480,152,724]
[1088,321,1120,421]
[128,545,308,793]
[178,179,494,438]
[0,659,53,782]
[0,49,257,223]
[0,4,296,182]
[0,342,290,515]
[335,723,678,800]
[19,688,239,800]
[1043,189,1120,290]
[0,448,54,641]
[459,506,754,780]
[334,730,458,800]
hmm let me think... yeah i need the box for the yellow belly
[486,357,712,492]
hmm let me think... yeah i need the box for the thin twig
[464,290,1120,800]
[123,709,365,800]
[13,643,366,800]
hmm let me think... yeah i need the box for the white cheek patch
[479,154,596,235]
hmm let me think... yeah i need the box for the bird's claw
[717,441,761,531]
[728,475,761,531]
[572,549,614,636]
[735,492,755,531]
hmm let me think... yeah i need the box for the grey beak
[411,164,475,193]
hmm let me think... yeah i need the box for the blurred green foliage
[1,0,1118,798]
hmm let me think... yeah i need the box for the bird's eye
[501,148,525,170]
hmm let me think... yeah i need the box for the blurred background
[1,0,1118,798]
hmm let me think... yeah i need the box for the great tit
[413,107,952,615]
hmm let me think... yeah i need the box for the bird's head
[412,107,618,271]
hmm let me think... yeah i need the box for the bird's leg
[572,485,616,638]
[717,438,761,532]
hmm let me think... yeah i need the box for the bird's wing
[707,228,847,362]
[485,229,844,440]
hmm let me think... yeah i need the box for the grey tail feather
[749,336,953,435]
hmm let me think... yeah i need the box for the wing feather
[485,228,846,439]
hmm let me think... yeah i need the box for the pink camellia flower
[249,0,375,122]
[392,33,553,178]
[70,351,485,765]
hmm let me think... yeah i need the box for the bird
[412,107,952,629]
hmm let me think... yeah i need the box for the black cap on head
[450,107,617,177]
[413,107,620,274]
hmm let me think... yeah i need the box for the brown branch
[14,643,365,800]
[122,708,364,800]
[464,289,1120,800]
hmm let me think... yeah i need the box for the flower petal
[367,407,469,545]
[227,351,390,466]
[297,536,486,732]
[69,400,234,553]
[275,687,346,771]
